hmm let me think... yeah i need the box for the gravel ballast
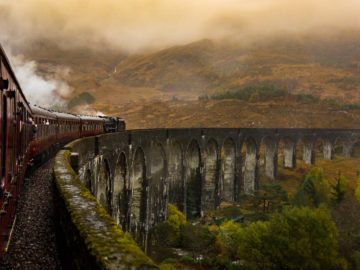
[0,160,62,270]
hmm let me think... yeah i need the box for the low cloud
[0,0,359,53]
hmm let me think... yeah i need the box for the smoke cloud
[8,51,71,107]
[0,0,359,53]
[72,105,105,117]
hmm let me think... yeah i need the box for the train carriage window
[0,95,3,180]
[36,117,39,139]
[8,95,16,178]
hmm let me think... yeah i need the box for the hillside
[17,32,360,128]
[112,32,360,102]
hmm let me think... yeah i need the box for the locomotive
[0,45,125,252]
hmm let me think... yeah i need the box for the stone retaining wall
[53,142,157,270]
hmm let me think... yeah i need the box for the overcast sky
[0,0,359,53]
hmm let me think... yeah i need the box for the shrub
[322,98,339,107]
[352,251,360,270]
[296,94,320,104]
[153,204,186,247]
[210,84,287,101]
[237,207,346,270]
[340,103,360,111]
[198,95,209,101]
[181,223,216,256]
[355,178,360,204]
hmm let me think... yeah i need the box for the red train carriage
[0,46,33,251]
[79,115,105,137]
[53,111,81,144]
[29,105,58,161]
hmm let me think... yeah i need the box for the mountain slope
[112,32,360,102]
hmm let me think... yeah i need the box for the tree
[216,220,243,260]
[293,168,330,207]
[237,207,346,270]
[331,174,349,204]
[332,195,360,266]
[251,184,288,212]
[355,177,360,204]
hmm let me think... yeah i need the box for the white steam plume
[8,52,71,107]
[73,105,105,117]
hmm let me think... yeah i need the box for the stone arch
[84,169,92,191]
[351,140,360,157]
[221,138,236,202]
[314,137,333,161]
[313,137,324,162]
[261,136,277,179]
[334,137,345,158]
[130,147,147,239]
[148,142,167,227]
[97,158,111,213]
[204,139,219,209]
[113,152,128,229]
[278,137,296,168]
[241,137,258,194]
[185,140,202,219]
[295,137,305,162]
[298,137,315,165]
[168,141,183,211]
[323,138,334,160]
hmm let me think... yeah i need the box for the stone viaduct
[65,128,360,249]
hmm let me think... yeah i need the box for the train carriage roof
[30,105,57,119]
[79,115,105,122]
[53,111,81,121]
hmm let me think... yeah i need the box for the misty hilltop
[23,32,360,104]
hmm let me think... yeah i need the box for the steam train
[0,45,125,252]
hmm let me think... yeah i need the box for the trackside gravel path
[0,160,62,270]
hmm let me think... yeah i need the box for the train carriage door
[17,102,25,164]
[1,95,7,189]
[6,90,16,186]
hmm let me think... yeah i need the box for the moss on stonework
[53,146,157,269]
